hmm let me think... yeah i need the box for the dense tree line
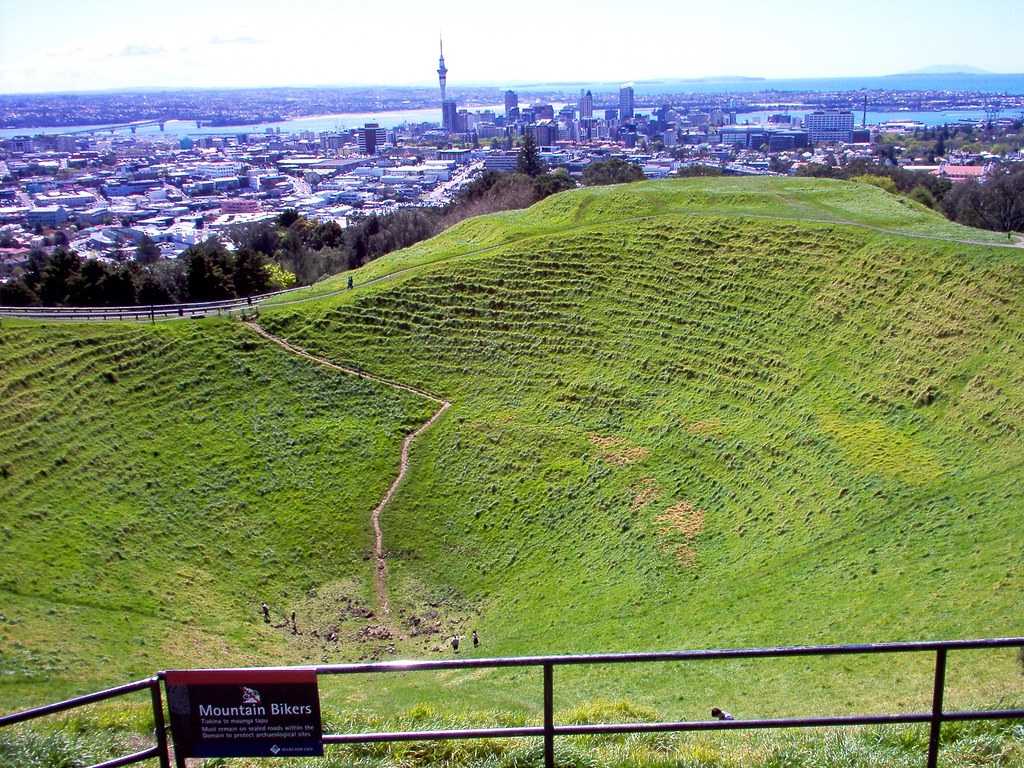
[582,158,645,186]
[674,165,724,178]
[0,242,288,307]
[942,164,1024,233]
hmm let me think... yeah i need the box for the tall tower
[437,36,448,104]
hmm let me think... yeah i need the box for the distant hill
[895,65,992,75]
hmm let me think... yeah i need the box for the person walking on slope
[451,635,460,652]
[472,630,479,648]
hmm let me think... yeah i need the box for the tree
[533,169,576,198]
[943,165,1024,232]
[232,248,270,297]
[38,248,82,305]
[135,235,161,264]
[517,134,544,178]
[675,164,723,178]
[908,185,937,209]
[0,273,38,306]
[103,265,137,306]
[582,158,645,186]
[136,268,176,305]
[851,174,898,194]
[231,221,280,257]
[277,208,300,227]
[184,242,234,301]
[73,258,113,305]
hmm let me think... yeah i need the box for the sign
[166,668,323,758]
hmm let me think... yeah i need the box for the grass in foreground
[3,700,1022,768]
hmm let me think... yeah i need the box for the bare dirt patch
[589,433,650,465]
[685,418,723,436]
[655,500,705,566]
[631,477,660,512]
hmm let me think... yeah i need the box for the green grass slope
[0,320,435,705]
[1,178,1021,737]
[258,178,1024,715]
[265,177,1013,307]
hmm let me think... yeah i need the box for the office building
[534,104,555,120]
[579,90,593,120]
[530,120,559,146]
[619,85,635,119]
[504,90,518,115]
[442,100,459,133]
[804,111,855,144]
[484,153,520,172]
[357,123,387,155]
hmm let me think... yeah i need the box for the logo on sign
[241,687,261,705]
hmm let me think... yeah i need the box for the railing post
[149,678,171,768]
[926,647,947,768]
[543,663,554,768]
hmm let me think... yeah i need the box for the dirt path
[244,322,450,617]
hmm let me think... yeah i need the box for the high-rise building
[530,120,559,146]
[580,90,593,120]
[534,104,555,120]
[437,37,448,104]
[442,100,459,133]
[357,123,387,155]
[619,85,634,119]
[504,90,518,115]
[804,111,854,144]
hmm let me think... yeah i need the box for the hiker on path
[291,611,298,635]
[451,635,460,652]
[261,602,270,623]
[472,630,479,648]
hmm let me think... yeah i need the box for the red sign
[166,668,323,758]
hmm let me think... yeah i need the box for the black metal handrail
[0,676,169,768]
[1,637,1022,768]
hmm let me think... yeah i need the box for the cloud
[118,45,165,57]
[208,36,264,46]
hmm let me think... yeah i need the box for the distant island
[894,65,992,75]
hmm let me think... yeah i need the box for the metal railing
[0,284,309,322]
[0,676,170,768]
[2,637,1022,768]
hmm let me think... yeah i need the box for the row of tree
[0,243,293,307]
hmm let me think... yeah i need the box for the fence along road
[1,637,1022,768]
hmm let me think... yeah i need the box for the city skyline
[1,0,1022,94]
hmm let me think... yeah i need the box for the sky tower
[437,36,448,104]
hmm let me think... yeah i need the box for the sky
[1,0,1021,94]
